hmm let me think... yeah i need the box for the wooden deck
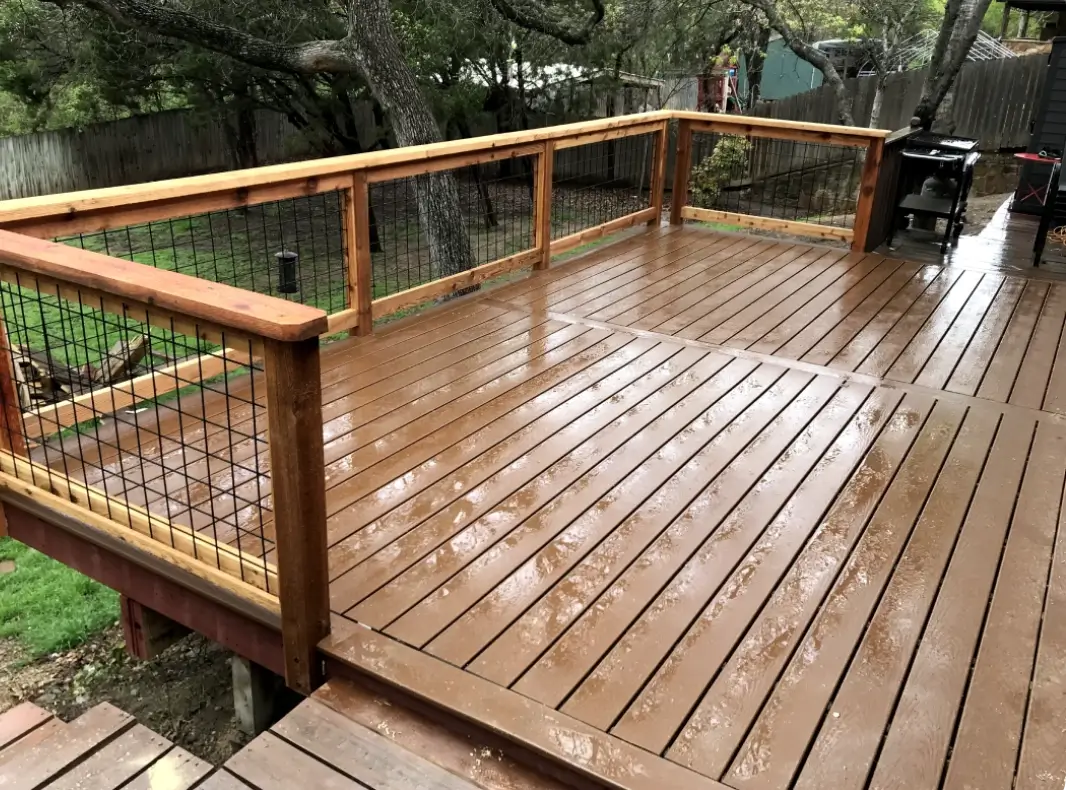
[48,224,1066,790]
[0,701,212,789]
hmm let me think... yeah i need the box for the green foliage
[690,135,751,208]
[0,537,118,657]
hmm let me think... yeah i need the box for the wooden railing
[0,110,890,694]
[0,230,330,693]
[670,112,888,251]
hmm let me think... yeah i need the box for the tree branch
[487,0,606,45]
[738,0,856,125]
[45,0,354,73]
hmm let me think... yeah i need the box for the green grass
[0,537,118,657]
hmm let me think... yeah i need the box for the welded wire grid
[0,274,275,589]
[550,132,656,239]
[368,158,537,298]
[59,191,348,315]
[688,131,864,230]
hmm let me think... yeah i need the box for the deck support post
[344,174,374,336]
[852,137,886,253]
[120,596,191,660]
[649,119,670,226]
[264,337,329,695]
[670,119,693,226]
[232,656,288,736]
[534,141,555,270]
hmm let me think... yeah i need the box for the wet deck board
[39,225,1066,790]
[0,702,211,789]
[221,684,561,790]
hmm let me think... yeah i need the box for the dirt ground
[0,628,248,765]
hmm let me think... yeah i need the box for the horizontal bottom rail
[368,248,542,323]
[0,449,279,593]
[550,207,659,256]
[680,206,854,243]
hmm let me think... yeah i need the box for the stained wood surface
[224,686,538,790]
[0,702,211,789]
[26,224,1066,790]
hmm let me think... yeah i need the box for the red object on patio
[1014,152,1062,206]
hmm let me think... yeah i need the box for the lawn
[0,536,118,658]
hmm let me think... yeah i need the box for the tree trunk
[68,0,475,279]
[914,0,995,128]
[347,0,473,278]
[870,75,887,129]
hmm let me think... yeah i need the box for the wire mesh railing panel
[58,191,348,315]
[551,132,656,239]
[0,273,275,590]
[688,131,865,231]
[367,157,537,299]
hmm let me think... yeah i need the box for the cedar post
[0,316,25,538]
[851,137,886,253]
[670,119,693,225]
[344,173,374,336]
[263,336,329,695]
[534,141,555,270]
[648,120,670,226]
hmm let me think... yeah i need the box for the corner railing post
[670,118,693,225]
[0,314,24,538]
[852,137,885,253]
[344,173,374,336]
[534,140,555,270]
[264,336,329,695]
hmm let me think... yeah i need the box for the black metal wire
[550,133,656,240]
[688,131,865,231]
[368,159,537,299]
[0,275,274,572]
[58,191,348,314]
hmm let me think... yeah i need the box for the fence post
[670,119,693,225]
[534,141,555,270]
[263,336,329,695]
[0,316,24,538]
[344,173,374,336]
[648,120,670,226]
[851,137,885,253]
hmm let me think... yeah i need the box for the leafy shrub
[689,135,751,208]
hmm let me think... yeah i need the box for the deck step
[0,702,54,751]
[0,703,134,789]
[222,677,565,790]
[0,701,213,789]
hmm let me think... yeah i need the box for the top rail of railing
[0,111,889,239]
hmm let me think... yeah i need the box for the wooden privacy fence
[753,52,1048,150]
[0,109,889,694]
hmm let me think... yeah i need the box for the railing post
[851,137,885,253]
[648,119,670,226]
[670,119,693,225]
[344,173,374,336]
[0,316,24,538]
[534,141,555,270]
[264,336,329,695]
